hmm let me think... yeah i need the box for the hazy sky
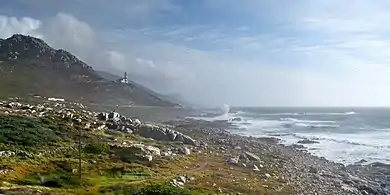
[1,0,390,107]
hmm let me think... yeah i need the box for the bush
[84,141,110,154]
[0,115,61,147]
[132,184,192,195]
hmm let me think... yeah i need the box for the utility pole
[78,123,82,179]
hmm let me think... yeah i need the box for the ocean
[194,107,390,165]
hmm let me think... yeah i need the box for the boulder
[227,156,240,165]
[0,151,16,157]
[182,134,197,146]
[245,152,260,161]
[97,112,109,121]
[297,139,319,144]
[175,133,185,142]
[108,111,120,121]
[116,144,161,163]
[166,129,178,141]
[180,147,191,155]
[133,119,142,126]
[136,124,170,141]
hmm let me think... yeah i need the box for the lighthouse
[120,72,129,84]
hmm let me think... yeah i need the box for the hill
[0,34,180,107]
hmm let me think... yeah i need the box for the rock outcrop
[97,111,198,146]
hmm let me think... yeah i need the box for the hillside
[0,34,179,107]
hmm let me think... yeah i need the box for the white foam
[280,118,336,123]
[303,111,356,116]
[294,123,340,128]
[191,109,389,164]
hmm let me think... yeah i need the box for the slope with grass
[0,34,179,107]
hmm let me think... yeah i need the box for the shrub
[132,184,192,195]
[0,115,61,147]
[84,141,110,154]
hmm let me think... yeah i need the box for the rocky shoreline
[0,99,389,194]
[165,119,389,195]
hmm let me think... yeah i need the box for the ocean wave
[290,134,390,149]
[239,111,356,117]
[280,118,336,123]
[294,123,340,128]
[303,111,356,116]
[258,113,300,116]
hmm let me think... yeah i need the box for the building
[119,72,129,84]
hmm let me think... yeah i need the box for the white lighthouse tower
[120,72,129,84]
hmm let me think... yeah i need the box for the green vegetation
[0,115,65,147]
[84,141,110,154]
[133,184,192,195]
[0,112,294,195]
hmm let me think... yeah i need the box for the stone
[144,145,161,156]
[133,119,142,126]
[231,117,242,122]
[0,151,16,157]
[297,139,320,144]
[264,173,271,179]
[175,133,185,142]
[181,147,191,155]
[245,152,260,161]
[179,176,187,183]
[117,144,160,163]
[182,134,197,146]
[309,166,318,174]
[253,165,260,171]
[108,111,120,121]
[227,157,240,165]
[136,124,170,141]
[84,123,91,129]
[170,179,185,188]
[144,155,153,162]
[97,112,109,121]
[166,129,177,141]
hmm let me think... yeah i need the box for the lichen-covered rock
[245,152,260,161]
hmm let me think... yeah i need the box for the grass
[0,115,64,147]
[0,111,296,195]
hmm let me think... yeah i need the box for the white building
[120,72,129,84]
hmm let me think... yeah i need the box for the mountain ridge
[0,34,180,107]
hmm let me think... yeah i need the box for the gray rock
[0,151,15,157]
[182,134,197,146]
[108,111,120,121]
[144,155,153,162]
[170,179,185,188]
[297,139,320,144]
[133,119,142,126]
[116,144,160,163]
[181,147,191,155]
[97,112,109,121]
[136,124,170,141]
[166,129,177,141]
[245,152,260,161]
[227,156,240,165]
[309,166,318,174]
[179,176,187,183]
[175,133,185,142]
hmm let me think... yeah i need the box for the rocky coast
[0,98,389,195]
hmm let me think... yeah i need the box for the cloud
[0,16,42,38]
[3,1,390,107]
[39,13,96,60]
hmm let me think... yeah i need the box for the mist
[2,0,390,107]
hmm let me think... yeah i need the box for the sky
[1,0,390,107]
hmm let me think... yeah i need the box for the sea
[193,106,390,165]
